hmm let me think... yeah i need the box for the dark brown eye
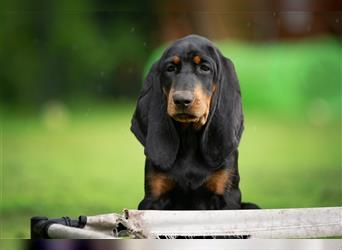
[199,64,210,72]
[166,64,176,72]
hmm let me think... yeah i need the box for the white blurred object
[44,207,342,239]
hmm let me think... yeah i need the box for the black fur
[131,35,259,210]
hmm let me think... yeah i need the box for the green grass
[1,102,341,238]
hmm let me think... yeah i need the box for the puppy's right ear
[130,63,157,146]
[131,62,179,169]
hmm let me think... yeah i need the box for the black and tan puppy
[131,35,258,210]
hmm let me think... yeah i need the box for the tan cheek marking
[193,55,201,64]
[192,85,203,109]
[172,56,180,65]
[192,84,211,129]
[149,171,175,198]
[204,169,233,195]
[167,88,177,117]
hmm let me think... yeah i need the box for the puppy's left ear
[201,50,244,168]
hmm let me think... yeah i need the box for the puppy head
[131,35,243,169]
[160,36,218,129]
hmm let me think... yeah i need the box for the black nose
[173,91,194,108]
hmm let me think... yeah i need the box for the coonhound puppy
[131,35,259,210]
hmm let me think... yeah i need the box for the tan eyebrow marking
[193,55,201,64]
[172,56,180,65]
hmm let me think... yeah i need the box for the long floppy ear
[131,62,179,169]
[201,51,244,169]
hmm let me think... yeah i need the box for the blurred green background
[1,0,341,239]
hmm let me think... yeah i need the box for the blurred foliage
[0,0,154,105]
[0,1,340,124]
